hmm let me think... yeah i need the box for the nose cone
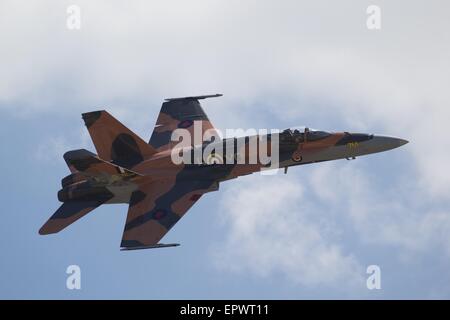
[364,135,409,153]
[396,137,409,147]
[377,135,408,148]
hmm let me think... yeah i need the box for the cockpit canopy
[281,126,331,142]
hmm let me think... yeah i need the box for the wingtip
[38,224,53,235]
[120,243,180,251]
[164,94,223,102]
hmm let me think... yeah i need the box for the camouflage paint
[39,95,408,249]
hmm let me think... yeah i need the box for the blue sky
[1,0,450,299]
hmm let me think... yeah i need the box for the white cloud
[212,162,450,291]
[311,164,450,255]
[212,175,363,288]
[309,163,450,255]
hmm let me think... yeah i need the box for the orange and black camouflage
[39,94,408,250]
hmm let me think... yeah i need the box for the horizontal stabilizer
[63,149,142,177]
[39,200,105,235]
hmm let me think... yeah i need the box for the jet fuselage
[58,129,407,204]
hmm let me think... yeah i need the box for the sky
[1,0,450,299]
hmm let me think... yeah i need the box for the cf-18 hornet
[39,94,408,250]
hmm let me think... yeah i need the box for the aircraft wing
[149,94,222,152]
[120,178,218,250]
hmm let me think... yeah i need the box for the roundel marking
[292,152,302,162]
[153,209,167,220]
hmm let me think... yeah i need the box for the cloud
[211,174,363,288]
[212,161,450,292]
[309,163,450,255]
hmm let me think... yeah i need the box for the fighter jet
[39,94,408,250]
